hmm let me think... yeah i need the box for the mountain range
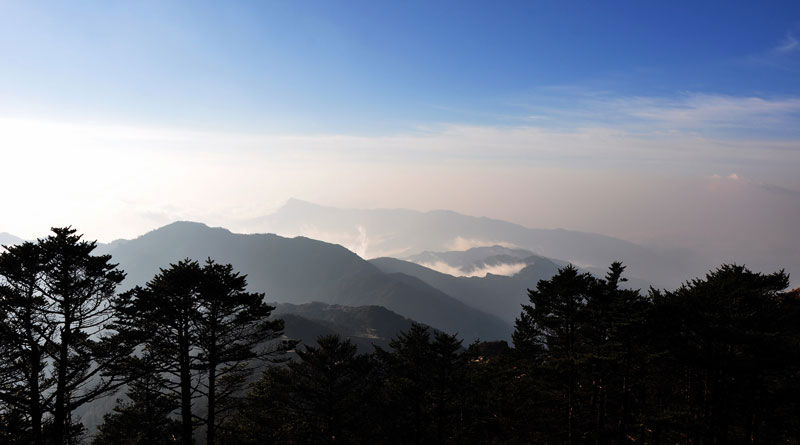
[370,250,562,323]
[273,301,421,352]
[251,198,699,288]
[96,221,512,342]
[0,232,23,248]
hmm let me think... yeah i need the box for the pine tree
[287,335,371,444]
[113,258,290,444]
[223,335,372,444]
[513,265,599,444]
[0,241,51,444]
[373,323,466,444]
[194,259,288,444]
[1,228,132,444]
[652,264,794,443]
[113,259,204,445]
[92,373,182,445]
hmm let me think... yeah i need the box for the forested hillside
[1,228,798,444]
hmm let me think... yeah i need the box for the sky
[1,1,799,277]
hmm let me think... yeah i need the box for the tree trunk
[24,299,43,445]
[180,331,193,445]
[206,364,216,445]
[29,343,42,445]
[53,319,71,445]
[206,333,217,445]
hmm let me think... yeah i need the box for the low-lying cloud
[417,261,528,278]
[445,237,519,252]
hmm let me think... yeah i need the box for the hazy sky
[1,1,799,275]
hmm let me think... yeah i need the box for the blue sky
[0,1,799,281]
[2,1,799,133]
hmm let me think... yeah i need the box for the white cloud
[416,261,528,278]
[445,237,519,251]
[1,100,799,251]
[621,94,800,129]
[775,32,799,54]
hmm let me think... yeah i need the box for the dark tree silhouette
[513,264,599,444]
[374,323,466,444]
[92,373,182,445]
[1,228,131,444]
[113,259,204,445]
[113,258,289,444]
[40,227,131,444]
[195,259,288,444]
[649,264,796,443]
[0,241,51,445]
[223,334,372,444]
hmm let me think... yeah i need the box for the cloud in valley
[417,261,529,278]
[1,89,799,284]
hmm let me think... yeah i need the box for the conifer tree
[223,335,371,444]
[113,258,289,444]
[195,259,288,444]
[285,335,371,444]
[374,323,465,444]
[1,228,131,444]
[0,241,51,445]
[113,259,204,445]
[652,264,794,443]
[92,373,182,445]
[513,265,599,444]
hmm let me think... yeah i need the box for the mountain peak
[0,232,24,247]
[138,221,233,241]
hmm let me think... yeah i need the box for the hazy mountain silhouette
[273,302,420,352]
[253,199,695,288]
[371,248,652,323]
[404,245,557,277]
[0,232,23,248]
[370,254,562,323]
[97,221,511,341]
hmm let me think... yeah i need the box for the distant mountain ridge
[404,245,559,277]
[253,199,694,288]
[97,221,512,342]
[0,232,23,248]
[371,255,562,323]
[273,302,421,352]
[373,245,653,322]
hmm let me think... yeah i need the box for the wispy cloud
[2,96,799,244]
[775,31,799,54]
[624,94,800,130]
[416,260,528,278]
[745,28,800,70]
[445,237,519,251]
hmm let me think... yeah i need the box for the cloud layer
[1,91,798,284]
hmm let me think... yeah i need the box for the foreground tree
[0,228,133,444]
[113,260,204,445]
[92,373,182,445]
[0,241,51,445]
[195,259,288,444]
[649,264,798,443]
[374,324,466,444]
[114,258,289,444]
[39,228,132,444]
[513,265,600,443]
[261,335,371,444]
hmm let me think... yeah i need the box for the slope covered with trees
[98,222,512,342]
[2,225,799,444]
[222,263,800,444]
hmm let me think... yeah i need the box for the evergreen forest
[1,228,798,444]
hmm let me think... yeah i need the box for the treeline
[0,228,290,445]
[1,228,799,444]
[218,263,800,444]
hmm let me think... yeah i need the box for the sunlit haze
[1,2,799,281]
